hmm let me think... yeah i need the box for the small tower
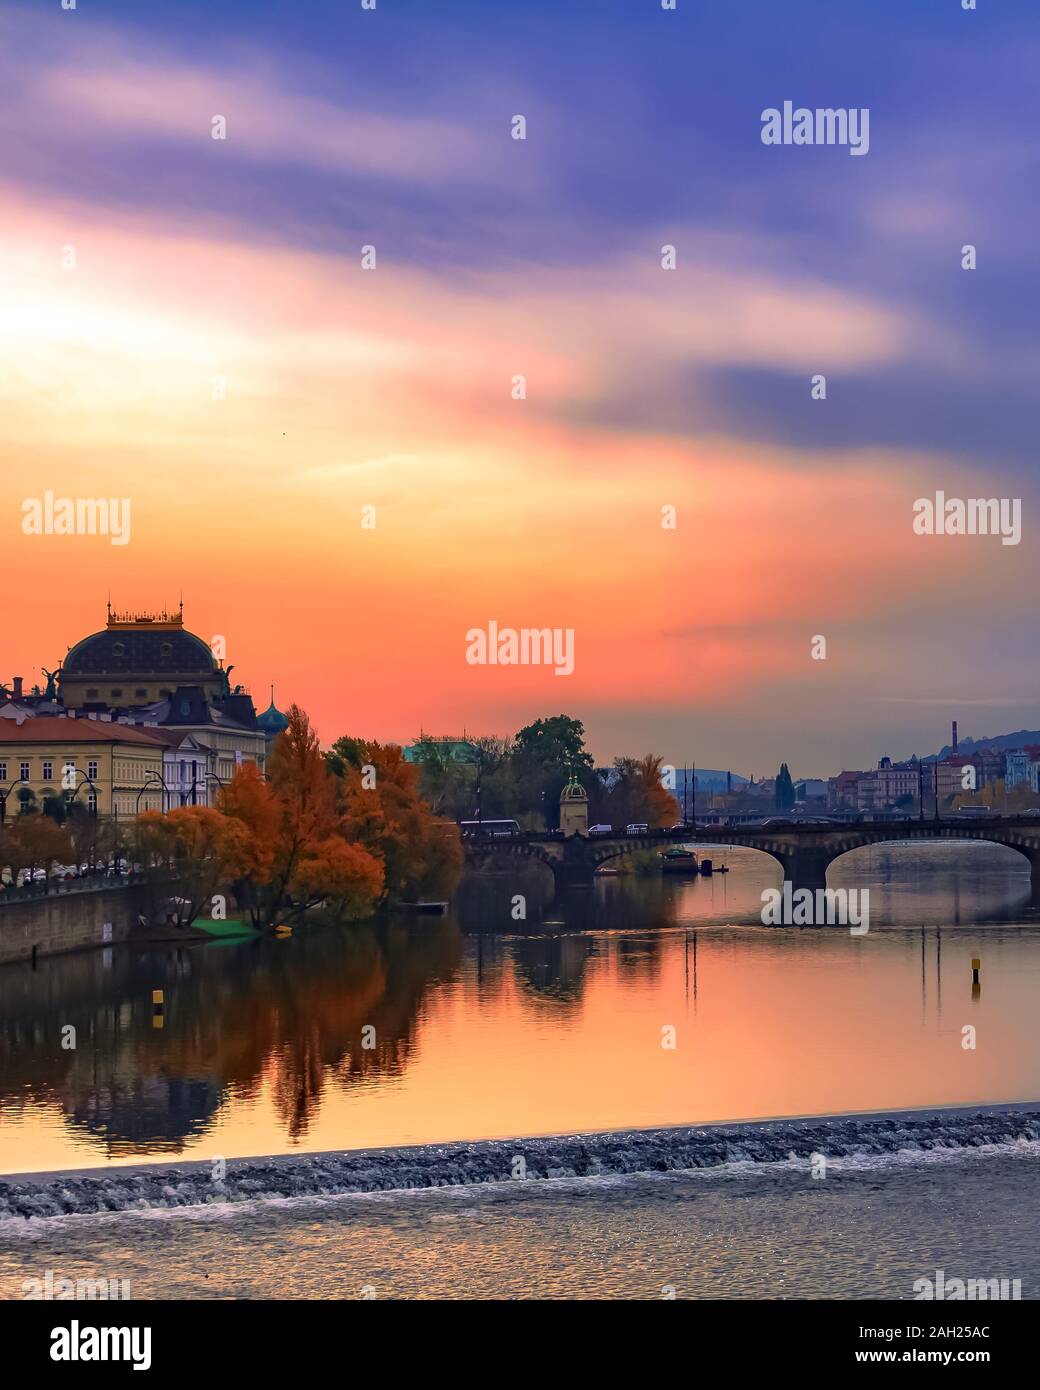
[559,775,589,837]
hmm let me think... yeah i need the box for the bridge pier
[777,848,831,893]
[554,863,596,892]
[1021,849,1040,909]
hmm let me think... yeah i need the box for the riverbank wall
[0,883,142,965]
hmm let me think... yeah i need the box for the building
[256,688,289,748]
[933,753,996,805]
[116,685,266,805]
[829,770,866,811]
[1005,749,1031,792]
[59,604,225,711]
[794,778,827,807]
[559,778,589,837]
[0,717,166,819]
[2,606,269,808]
[873,757,919,809]
[403,736,480,765]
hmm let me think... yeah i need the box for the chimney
[952,720,958,754]
[12,676,22,699]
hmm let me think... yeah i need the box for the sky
[2,0,1038,776]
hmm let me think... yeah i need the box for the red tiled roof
[0,717,166,746]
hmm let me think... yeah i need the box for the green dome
[257,699,289,736]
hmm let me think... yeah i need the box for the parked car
[588,824,613,835]
[625,823,650,834]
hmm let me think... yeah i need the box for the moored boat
[661,848,700,875]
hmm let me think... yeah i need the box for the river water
[2,841,1039,1176]
[2,840,1039,1300]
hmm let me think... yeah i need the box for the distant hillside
[679,768,749,791]
[931,729,1040,761]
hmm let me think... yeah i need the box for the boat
[390,900,449,915]
[660,848,700,876]
[698,858,729,875]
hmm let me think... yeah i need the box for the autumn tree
[221,707,383,925]
[65,802,121,873]
[330,739,463,902]
[0,815,73,885]
[607,755,681,829]
[134,806,254,926]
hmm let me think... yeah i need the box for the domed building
[257,687,289,745]
[41,604,268,807]
[559,776,589,838]
[59,604,223,710]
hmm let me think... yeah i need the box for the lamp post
[0,776,25,827]
[136,771,170,815]
[63,769,99,817]
[185,768,224,807]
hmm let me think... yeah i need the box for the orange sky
[3,6,1036,773]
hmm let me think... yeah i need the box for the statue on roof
[42,666,61,701]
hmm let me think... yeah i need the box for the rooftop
[0,717,167,747]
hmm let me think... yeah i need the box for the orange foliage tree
[0,814,73,885]
[607,755,682,828]
[220,707,383,926]
[134,806,255,926]
[328,737,463,902]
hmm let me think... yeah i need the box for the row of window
[0,760,100,782]
[84,688,171,700]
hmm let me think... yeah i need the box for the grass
[192,916,257,939]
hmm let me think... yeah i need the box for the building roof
[0,717,167,746]
[62,625,216,677]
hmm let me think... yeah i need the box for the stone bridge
[463,818,1040,896]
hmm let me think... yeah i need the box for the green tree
[511,716,594,827]
[775,763,795,812]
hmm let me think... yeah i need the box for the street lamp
[136,771,170,815]
[0,776,25,826]
[185,767,224,807]
[63,769,99,817]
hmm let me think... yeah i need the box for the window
[0,763,6,781]
[87,792,97,813]
[19,762,30,782]
[135,689,147,698]
[111,689,123,698]
[88,760,98,779]
[42,761,52,781]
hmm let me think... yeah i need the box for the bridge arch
[824,833,1037,877]
[646,840,790,878]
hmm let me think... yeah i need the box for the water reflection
[1,842,1039,1173]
